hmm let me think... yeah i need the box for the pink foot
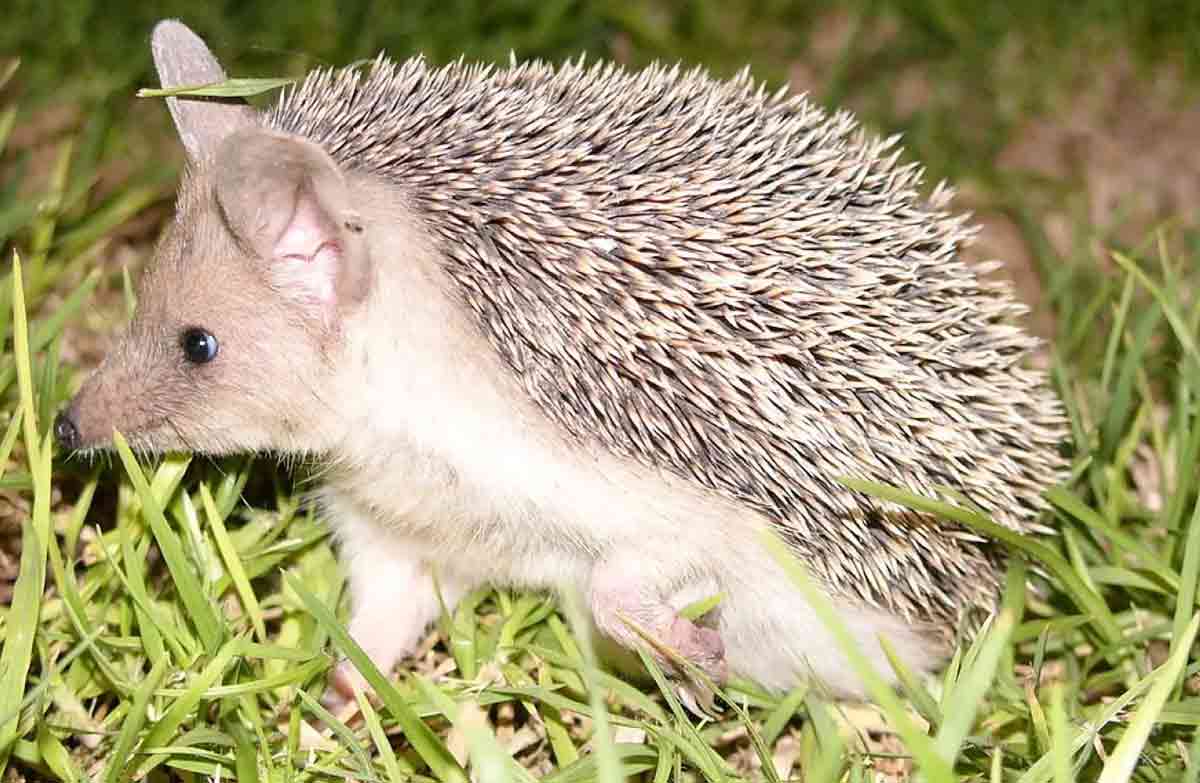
[658,616,727,715]
[665,616,727,681]
[320,661,372,721]
[590,567,728,715]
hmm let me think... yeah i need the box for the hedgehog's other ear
[151,19,257,161]
[213,129,371,316]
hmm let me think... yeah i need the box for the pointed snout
[54,378,117,453]
[54,407,82,451]
[54,358,185,454]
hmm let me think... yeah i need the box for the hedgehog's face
[54,22,371,457]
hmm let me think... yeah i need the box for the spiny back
[267,56,1068,627]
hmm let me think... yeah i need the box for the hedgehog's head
[55,20,373,457]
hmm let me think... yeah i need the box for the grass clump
[2,4,1200,782]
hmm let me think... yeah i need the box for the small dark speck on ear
[344,218,364,233]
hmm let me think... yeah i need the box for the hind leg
[716,565,948,699]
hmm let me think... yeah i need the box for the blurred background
[2,0,1200,357]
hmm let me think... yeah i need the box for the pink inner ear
[272,185,341,304]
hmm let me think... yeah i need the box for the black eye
[181,328,218,364]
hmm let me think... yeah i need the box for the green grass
[3,2,1200,781]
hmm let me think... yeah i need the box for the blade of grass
[1048,684,1072,783]
[799,693,845,783]
[559,590,623,783]
[652,744,676,783]
[1099,273,1135,392]
[1184,727,1200,783]
[36,721,82,783]
[524,644,665,720]
[880,636,943,729]
[1101,302,1159,459]
[173,490,219,598]
[1110,250,1200,364]
[932,609,1015,762]
[628,646,730,783]
[53,183,165,259]
[130,636,241,780]
[286,572,469,783]
[1097,613,1199,783]
[448,586,484,680]
[0,407,23,485]
[27,139,73,285]
[1048,487,1178,592]
[0,200,39,252]
[414,674,538,783]
[237,641,324,662]
[0,254,51,775]
[535,665,580,768]
[1165,415,1200,561]
[1171,495,1200,697]
[154,656,328,699]
[201,484,267,642]
[760,686,807,746]
[839,477,1123,645]
[34,338,57,432]
[119,515,168,664]
[96,521,194,663]
[43,540,132,695]
[137,77,296,98]
[148,453,191,508]
[356,685,414,782]
[761,531,955,783]
[0,106,16,155]
[113,430,223,652]
[293,690,376,781]
[102,656,169,783]
[540,744,659,783]
[720,689,785,783]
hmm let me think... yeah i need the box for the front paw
[320,660,373,720]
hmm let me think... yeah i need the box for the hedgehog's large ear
[213,129,371,317]
[151,20,257,161]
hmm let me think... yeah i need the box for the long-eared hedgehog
[57,19,1068,710]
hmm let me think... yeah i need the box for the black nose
[54,411,81,451]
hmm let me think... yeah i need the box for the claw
[674,677,722,718]
[662,617,727,716]
[622,612,728,716]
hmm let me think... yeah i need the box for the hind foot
[589,562,728,714]
[659,615,727,715]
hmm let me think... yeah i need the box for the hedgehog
[55,19,1068,711]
